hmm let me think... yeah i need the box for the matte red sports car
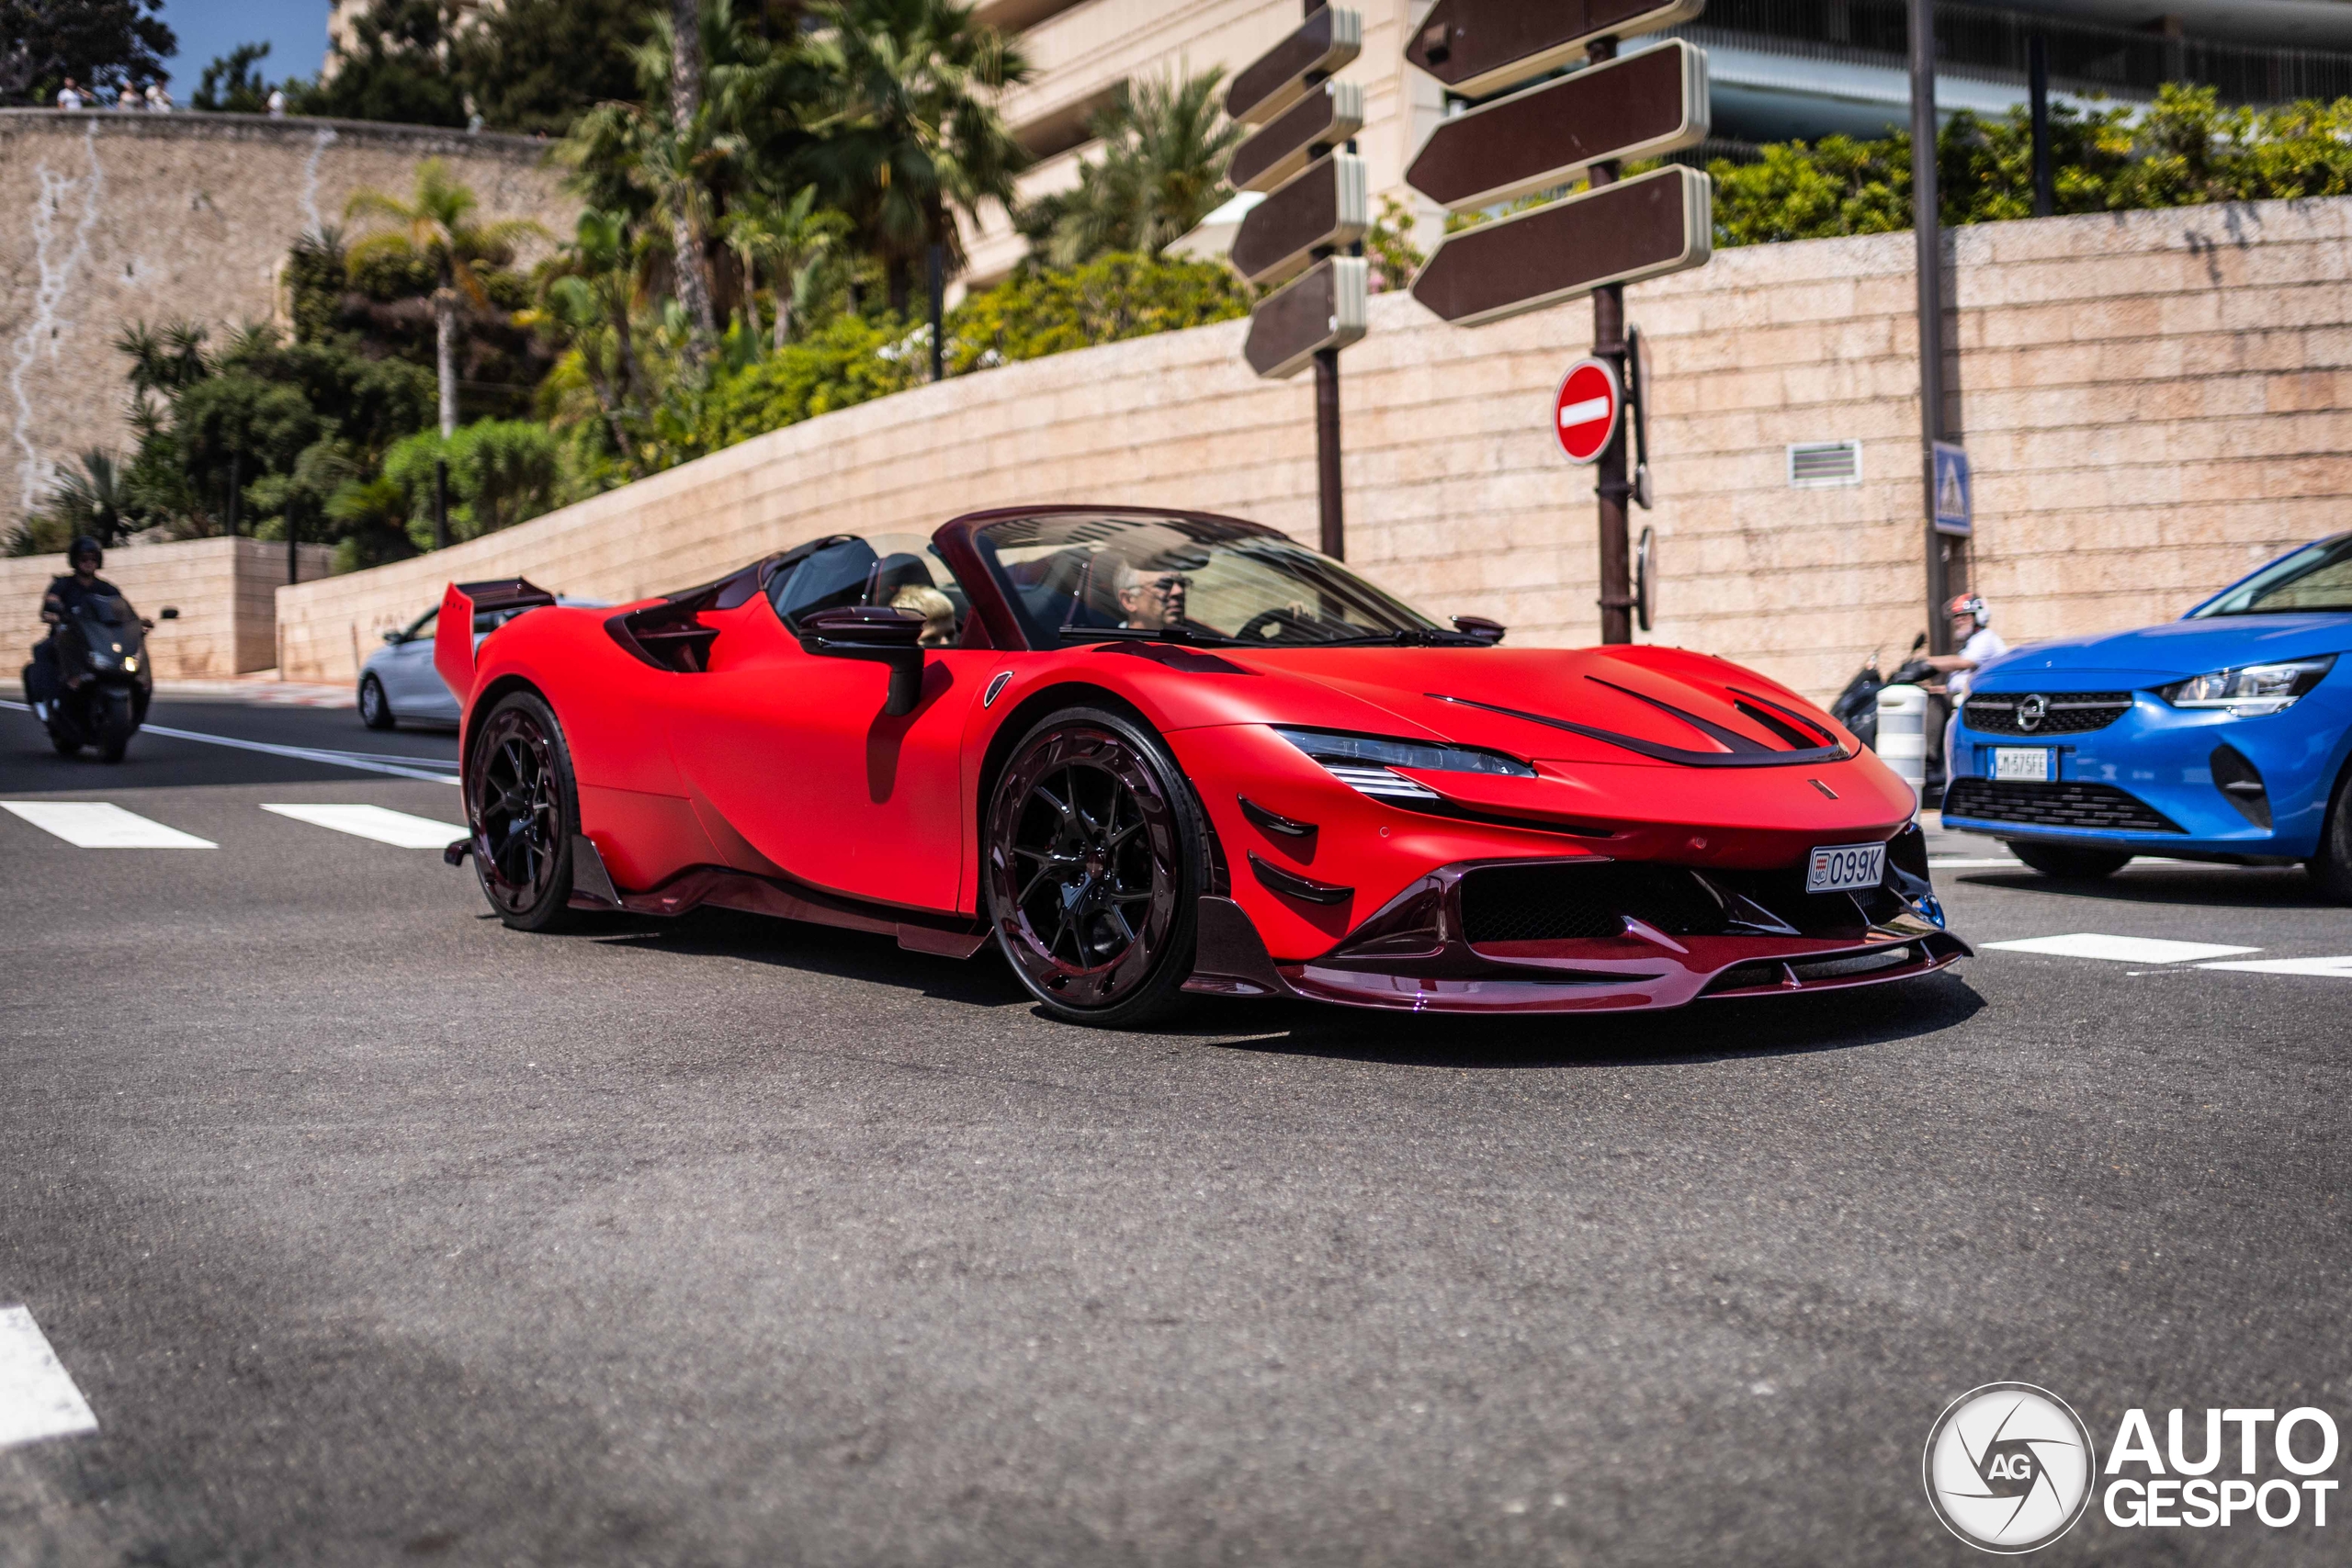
[435,506,1968,1026]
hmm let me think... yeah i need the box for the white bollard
[1874,683,1928,814]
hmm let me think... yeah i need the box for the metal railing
[1676,0,2352,105]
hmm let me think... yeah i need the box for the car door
[374,609,441,713]
[665,538,992,915]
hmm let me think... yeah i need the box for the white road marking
[1985,933,2261,964]
[0,1306,98,1449]
[2199,955,2352,979]
[0,801,214,848]
[261,803,465,849]
[1930,857,2024,868]
[0,700,457,784]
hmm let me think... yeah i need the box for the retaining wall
[273,195,2352,701]
[5,536,333,680]
[1,109,574,525]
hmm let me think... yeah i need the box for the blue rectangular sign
[1933,441,1972,536]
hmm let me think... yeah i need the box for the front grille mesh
[1942,778,2182,832]
[1460,863,1724,943]
[1962,691,2132,736]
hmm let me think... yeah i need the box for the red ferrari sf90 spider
[435,506,1967,1026]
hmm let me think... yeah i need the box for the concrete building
[961,0,2352,284]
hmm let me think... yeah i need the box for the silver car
[358,598,597,729]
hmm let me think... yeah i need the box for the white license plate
[1806,841,1885,894]
[1994,747,2052,783]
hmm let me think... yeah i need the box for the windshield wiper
[1317,628,1491,647]
[1057,624,1239,647]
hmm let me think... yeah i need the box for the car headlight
[2159,656,2335,716]
[1273,726,1533,800]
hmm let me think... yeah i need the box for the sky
[157,0,329,91]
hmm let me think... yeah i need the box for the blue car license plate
[1806,841,1885,894]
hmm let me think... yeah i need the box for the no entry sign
[1554,357,1622,465]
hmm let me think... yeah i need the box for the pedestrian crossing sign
[1933,441,1972,536]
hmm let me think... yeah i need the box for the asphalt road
[3,699,2348,1566]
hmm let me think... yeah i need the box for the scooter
[1830,633,1933,753]
[25,594,175,762]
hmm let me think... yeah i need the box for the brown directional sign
[1227,5,1363,127]
[1245,256,1369,379]
[1406,0,1705,99]
[1231,79,1365,195]
[1411,164,1713,327]
[1229,152,1368,288]
[1406,40,1709,213]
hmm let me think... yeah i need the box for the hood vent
[1430,681,1849,770]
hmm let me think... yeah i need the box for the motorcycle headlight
[1273,726,1533,800]
[122,655,138,673]
[2159,656,2335,716]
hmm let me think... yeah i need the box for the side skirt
[567,837,989,958]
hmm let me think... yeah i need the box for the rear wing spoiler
[435,577,557,712]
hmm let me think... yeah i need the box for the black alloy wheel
[2007,840,2132,880]
[2311,767,2352,904]
[985,707,1206,1027]
[467,691,578,931]
[358,674,394,730]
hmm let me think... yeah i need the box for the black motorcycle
[1830,633,1933,753]
[25,592,175,761]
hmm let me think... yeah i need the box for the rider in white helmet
[1925,593,2007,703]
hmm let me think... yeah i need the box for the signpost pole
[1315,347,1345,559]
[1307,1,1343,562]
[1909,0,1953,656]
[1900,0,1956,658]
[1588,36,1634,646]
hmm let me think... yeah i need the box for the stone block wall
[1,109,574,525]
[275,195,2352,702]
[4,536,333,681]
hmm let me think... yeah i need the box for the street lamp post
[1909,0,1954,656]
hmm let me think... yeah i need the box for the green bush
[946,253,1250,372]
[1711,86,2352,247]
[383,420,564,548]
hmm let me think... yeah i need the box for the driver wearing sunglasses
[1114,559,1190,632]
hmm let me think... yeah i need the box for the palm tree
[345,159,549,436]
[533,209,649,455]
[722,185,851,347]
[1035,68,1240,266]
[804,0,1032,312]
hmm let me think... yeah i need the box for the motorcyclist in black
[31,536,115,705]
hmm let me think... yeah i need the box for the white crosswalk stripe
[260,804,466,849]
[1,801,214,848]
[1984,933,2261,964]
[0,1306,98,1449]
[2199,956,2352,979]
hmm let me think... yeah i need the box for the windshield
[969,512,1443,648]
[2192,535,2352,616]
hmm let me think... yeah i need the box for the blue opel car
[1942,533,2352,897]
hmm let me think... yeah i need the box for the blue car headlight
[2158,655,2335,716]
[1272,727,1533,800]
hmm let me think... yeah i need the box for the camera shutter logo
[2016,694,2049,732]
[1923,1383,2097,1553]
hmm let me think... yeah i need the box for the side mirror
[1452,615,1507,646]
[797,605,926,716]
[383,627,406,644]
[158,606,178,620]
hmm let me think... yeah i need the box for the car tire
[2309,767,2352,904]
[2007,840,2132,880]
[984,705,1208,1029]
[358,674,394,730]
[466,690,579,931]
